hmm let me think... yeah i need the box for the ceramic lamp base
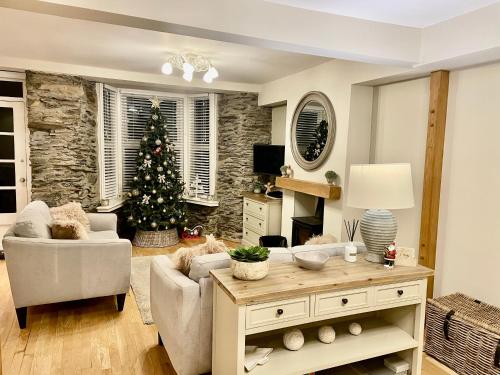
[360,209,397,263]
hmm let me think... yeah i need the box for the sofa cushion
[88,230,119,240]
[173,234,227,276]
[290,242,366,257]
[188,248,293,282]
[51,220,89,240]
[14,200,52,239]
[50,202,91,231]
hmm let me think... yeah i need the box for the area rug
[131,256,157,324]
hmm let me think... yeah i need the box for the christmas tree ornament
[157,197,164,204]
[157,166,163,172]
[169,217,176,224]
[167,170,172,175]
[169,196,173,200]
[128,192,132,197]
[145,174,151,181]
[132,189,139,196]
[150,125,155,130]
[127,215,133,221]
[142,136,148,142]
[133,176,138,181]
[163,161,168,166]
[145,154,151,160]
[158,174,166,183]
[153,146,162,156]
[152,189,157,194]
[138,219,142,223]
[152,114,158,120]
[151,222,157,228]
[139,152,143,156]
[163,209,166,213]
[142,195,151,205]
[149,96,161,108]
[143,217,146,220]
[155,139,162,145]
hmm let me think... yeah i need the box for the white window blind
[120,93,184,190]
[100,85,119,200]
[296,110,319,155]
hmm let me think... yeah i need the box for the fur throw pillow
[173,234,228,275]
[51,220,89,240]
[50,202,91,232]
[305,233,337,245]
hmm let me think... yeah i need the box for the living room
[1,1,500,375]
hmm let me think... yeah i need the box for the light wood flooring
[0,238,453,375]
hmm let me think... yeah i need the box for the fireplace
[291,198,324,246]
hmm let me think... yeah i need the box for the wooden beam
[419,70,450,298]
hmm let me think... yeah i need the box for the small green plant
[280,165,288,175]
[325,170,338,180]
[228,246,270,263]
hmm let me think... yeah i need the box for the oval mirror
[291,91,336,170]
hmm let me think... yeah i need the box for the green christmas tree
[304,119,328,161]
[124,97,187,231]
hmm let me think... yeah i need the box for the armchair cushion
[51,220,89,240]
[88,230,119,240]
[50,202,91,231]
[14,200,52,239]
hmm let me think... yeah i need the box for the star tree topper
[149,96,162,108]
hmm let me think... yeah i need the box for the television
[253,144,285,175]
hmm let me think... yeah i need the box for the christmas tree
[304,119,328,161]
[125,97,187,231]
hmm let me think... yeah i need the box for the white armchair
[2,201,132,328]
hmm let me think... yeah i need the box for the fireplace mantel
[275,177,341,200]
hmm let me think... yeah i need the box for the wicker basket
[132,228,179,248]
[425,293,500,375]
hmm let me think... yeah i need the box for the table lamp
[346,163,414,263]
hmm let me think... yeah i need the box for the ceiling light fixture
[161,54,218,83]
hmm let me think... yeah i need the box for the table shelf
[246,317,418,375]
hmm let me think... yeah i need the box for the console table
[210,256,433,375]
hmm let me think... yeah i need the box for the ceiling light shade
[182,71,193,82]
[161,62,173,75]
[207,66,219,79]
[182,62,194,74]
[203,71,213,83]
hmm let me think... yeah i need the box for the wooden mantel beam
[419,70,450,298]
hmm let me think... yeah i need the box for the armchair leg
[16,307,27,329]
[158,332,163,346]
[116,293,126,312]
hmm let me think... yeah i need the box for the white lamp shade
[347,163,414,209]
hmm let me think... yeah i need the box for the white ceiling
[0,8,328,85]
[264,0,500,27]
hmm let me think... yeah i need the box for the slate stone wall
[188,93,272,241]
[26,71,99,210]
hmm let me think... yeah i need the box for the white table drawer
[242,227,261,246]
[244,213,265,234]
[246,297,310,329]
[375,282,421,305]
[244,198,266,219]
[315,288,370,316]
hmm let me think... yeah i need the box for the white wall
[259,60,404,242]
[435,62,500,306]
[370,78,429,251]
[271,105,287,145]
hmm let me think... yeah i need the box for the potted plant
[228,246,270,280]
[280,165,288,177]
[253,181,264,194]
[324,170,338,185]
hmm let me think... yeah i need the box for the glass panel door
[0,101,27,226]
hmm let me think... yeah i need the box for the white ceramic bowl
[294,251,329,270]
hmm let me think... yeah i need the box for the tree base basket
[133,229,179,248]
[425,293,500,375]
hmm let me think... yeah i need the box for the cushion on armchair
[50,202,91,231]
[14,200,52,238]
[51,220,89,240]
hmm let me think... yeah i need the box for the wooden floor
[0,238,453,375]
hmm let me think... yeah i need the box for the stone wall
[26,71,99,210]
[188,93,272,241]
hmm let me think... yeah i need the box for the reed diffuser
[344,219,359,262]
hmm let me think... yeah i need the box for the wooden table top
[210,256,434,305]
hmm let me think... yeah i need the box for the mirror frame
[290,91,336,171]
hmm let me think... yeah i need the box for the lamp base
[360,209,397,264]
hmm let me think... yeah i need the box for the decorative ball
[157,197,164,204]
[164,135,168,139]
[169,217,176,224]
[318,326,336,344]
[133,176,138,181]
[145,175,151,181]
[127,215,133,221]
[127,192,132,197]
[150,125,155,130]
[132,189,139,196]
[169,196,173,200]
[163,209,166,213]
[171,156,175,161]
[163,161,168,166]
[145,154,151,160]
[157,166,163,172]
[152,114,158,120]
[138,152,143,156]
[143,217,146,220]
[138,220,141,223]
[348,322,362,336]
[155,139,161,145]
[152,189,156,194]
[167,170,171,175]
[142,136,147,142]
[283,329,304,351]
[151,221,157,228]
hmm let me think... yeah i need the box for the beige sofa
[2,201,132,328]
[150,242,366,375]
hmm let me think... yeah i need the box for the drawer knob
[259,207,262,211]
[342,298,348,305]
[397,289,404,296]
[276,308,284,316]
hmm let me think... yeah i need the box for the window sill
[97,200,124,212]
[184,197,219,207]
